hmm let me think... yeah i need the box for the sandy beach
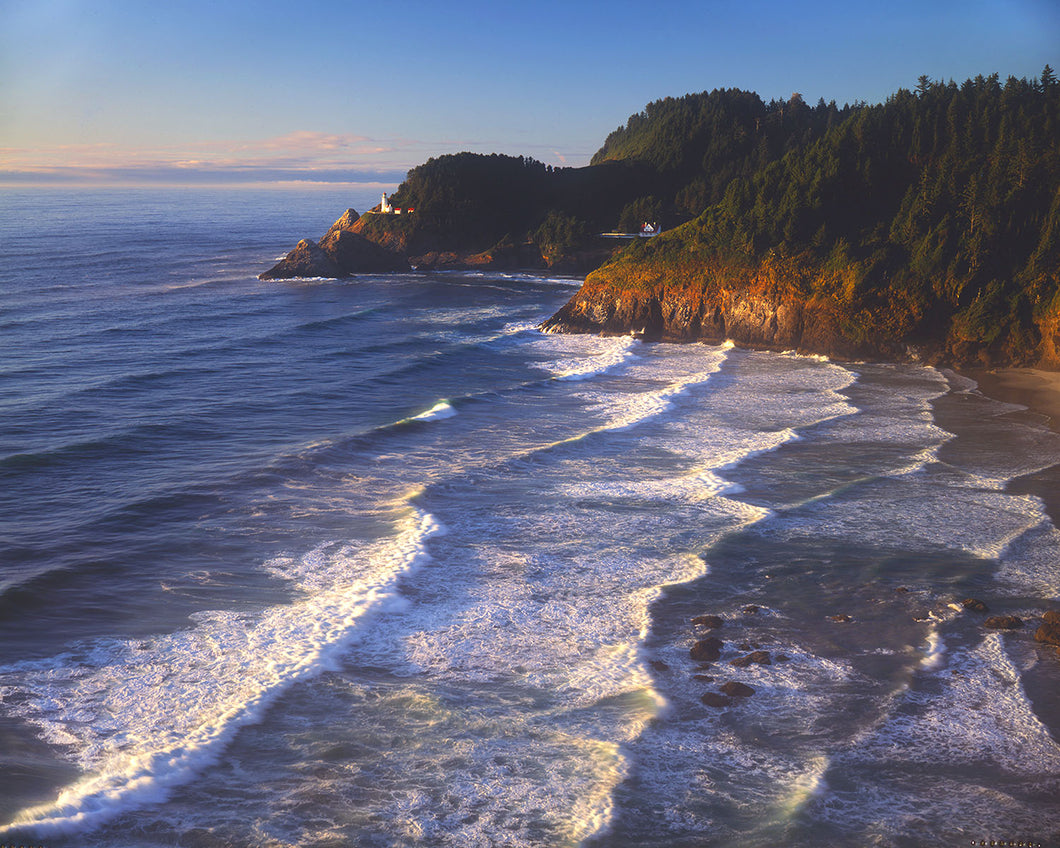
[968,368,1060,434]
[962,368,1060,528]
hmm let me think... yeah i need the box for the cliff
[542,234,1060,369]
[541,248,900,361]
[544,72,1060,370]
[261,204,624,279]
[259,209,411,280]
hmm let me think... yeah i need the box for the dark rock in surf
[730,650,771,668]
[984,615,1023,630]
[1034,615,1060,647]
[650,660,670,672]
[828,614,853,623]
[701,692,733,708]
[742,605,760,615]
[720,681,755,698]
[692,615,724,629]
[690,637,723,662]
[962,598,990,613]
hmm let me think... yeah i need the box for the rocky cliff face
[540,237,1060,368]
[540,261,903,361]
[259,209,410,280]
[260,207,618,279]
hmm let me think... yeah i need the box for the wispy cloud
[0,132,431,186]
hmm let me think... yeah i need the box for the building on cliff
[374,192,413,215]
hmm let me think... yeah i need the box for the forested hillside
[592,87,851,217]
[267,68,1060,365]
[549,69,1060,367]
[381,152,654,257]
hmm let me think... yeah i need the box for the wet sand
[963,368,1060,761]
[964,368,1060,527]
[967,368,1060,434]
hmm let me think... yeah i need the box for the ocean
[2,187,1060,848]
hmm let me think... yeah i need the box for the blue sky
[1,0,1056,188]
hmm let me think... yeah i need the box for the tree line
[381,68,1058,358]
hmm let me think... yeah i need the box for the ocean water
[2,188,1060,848]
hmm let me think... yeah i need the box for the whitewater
[1,188,1059,847]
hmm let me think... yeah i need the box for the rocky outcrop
[719,680,755,698]
[318,228,411,274]
[984,615,1024,629]
[689,637,723,662]
[1034,610,1060,647]
[730,650,771,668]
[410,239,546,272]
[260,206,595,279]
[700,692,733,708]
[539,258,901,360]
[259,209,410,280]
[259,239,341,280]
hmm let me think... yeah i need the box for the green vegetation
[592,68,1060,364]
[385,152,652,253]
[368,69,1059,363]
[533,211,591,264]
[593,88,848,218]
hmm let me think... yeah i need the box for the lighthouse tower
[380,192,393,214]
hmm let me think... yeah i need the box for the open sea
[2,187,1060,848]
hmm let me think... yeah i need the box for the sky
[1,0,1057,189]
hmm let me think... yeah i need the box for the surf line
[0,507,443,838]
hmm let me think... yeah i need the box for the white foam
[371,717,626,848]
[838,633,1060,771]
[408,400,457,422]
[534,334,640,381]
[0,508,442,837]
[501,320,541,335]
[919,627,947,671]
[403,549,706,713]
[583,368,725,431]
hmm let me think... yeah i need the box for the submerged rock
[700,692,733,708]
[962,598,990,613]
[691,614,724,629]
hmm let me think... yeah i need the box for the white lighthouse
[380,192,394,214]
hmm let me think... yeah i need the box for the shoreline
[957,366,1060,540]
[964,368,1060,435]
